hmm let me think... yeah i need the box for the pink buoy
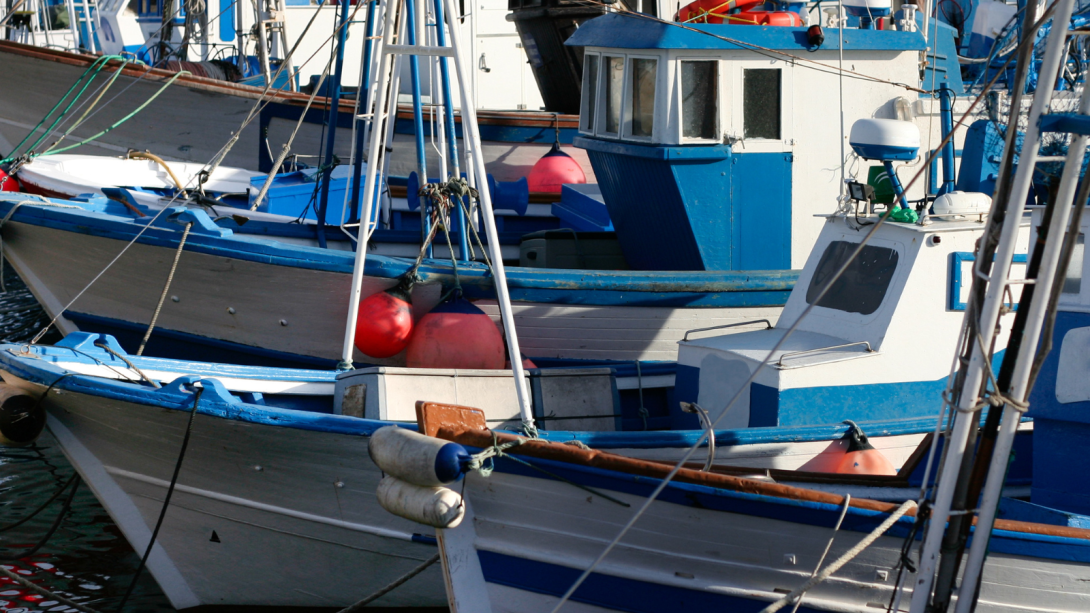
[354,286,414,358]
[406,298,505,370]
[527,143,586,194]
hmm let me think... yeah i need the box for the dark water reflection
[1,431,173,612]
[0,270,173,612]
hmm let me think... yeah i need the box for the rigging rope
[116,386,205,612]
[138,222,193,356]
[760,500,917,613]
[547,15,1043,608]
[0,55,129,164]
[335,553,441,613]
[790,494,851,613]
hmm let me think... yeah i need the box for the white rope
[137,221,193,355]
[0,198,82,291]
[15,0,359,345]
[759,499,917,613]
[790,494,851,613]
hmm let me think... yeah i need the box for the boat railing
[777,341,874,367]
[681,319,773,342]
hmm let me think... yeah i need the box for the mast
[907,0,1078,610]
[337,0,536,432]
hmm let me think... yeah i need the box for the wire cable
[115,386,204,612]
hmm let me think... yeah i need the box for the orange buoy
[354,284,414,358]
[834,421,898,476]
[527,143,586,194]
[406,297,505,369]
[0,169,19,193]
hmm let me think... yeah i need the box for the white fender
[376,476,465,529]
[369,426,470,487]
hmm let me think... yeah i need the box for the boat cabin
[674,212,1028,430]
[1026,205,1090,515]
[564,12,960,272]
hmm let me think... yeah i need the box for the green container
[867,165,896,205]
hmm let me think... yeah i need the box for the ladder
[908,0,1090,610]
[338,0,537,434]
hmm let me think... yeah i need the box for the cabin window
[581,54,600,133]
[628,57,657,138]
[805,241,899,316]
[1063,233,1085,295]
[604,56,625,135]
[681,60,718,140]
[743,68,781,140]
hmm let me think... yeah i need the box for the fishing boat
[385,6,1090,610]
[0,41,589,179]
[0,105,1034,611]
[0,0,975,369]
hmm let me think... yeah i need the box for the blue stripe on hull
[477,550,823,613]
[64,311,340,369]
[481,453,1090,563]
[0,196,796,308]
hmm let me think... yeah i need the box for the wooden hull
[0,201,791,366]
[0,41,593,182]
[439,440,1090,613]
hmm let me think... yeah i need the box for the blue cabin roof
[565,12,926,52]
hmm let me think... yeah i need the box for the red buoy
[834,421,898,476]
[0,169,20,192]
[406,298,505,369]
[527,143,586,194]
[505,357,538,370]
[354,285,414,358]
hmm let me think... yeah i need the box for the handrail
[682,319,773,342]
[776,341,874,367]
[680,402,716,472]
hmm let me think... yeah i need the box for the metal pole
[907,1,1076,610]
[339,0,397,370]
[350,0,378,224]
[954,83,1090,613]
[441,0,534,432]
[405,0,429,245]
[937,82,955,196]
[235,0,244,72]
[315,0,351,249]
[433,0,469,260]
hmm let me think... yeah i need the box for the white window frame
[597,54,627,138]
[730,58,792,152]
[579,51,602,135]
[675,57,723,144]
[621,54,662,142]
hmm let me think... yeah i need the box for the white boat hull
[30,383,446,609]
[2,220,781,364]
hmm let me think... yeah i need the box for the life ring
[676,0,764,23]
[676,0,802,25]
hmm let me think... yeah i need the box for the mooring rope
[335,553,441,613]
[0,473,78,533]
[0,199,82,292]
[137,221,193,356]
[790,494,851,613]
[115,386,204,612]
[760,499,917,613]
[1,475,80,560]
